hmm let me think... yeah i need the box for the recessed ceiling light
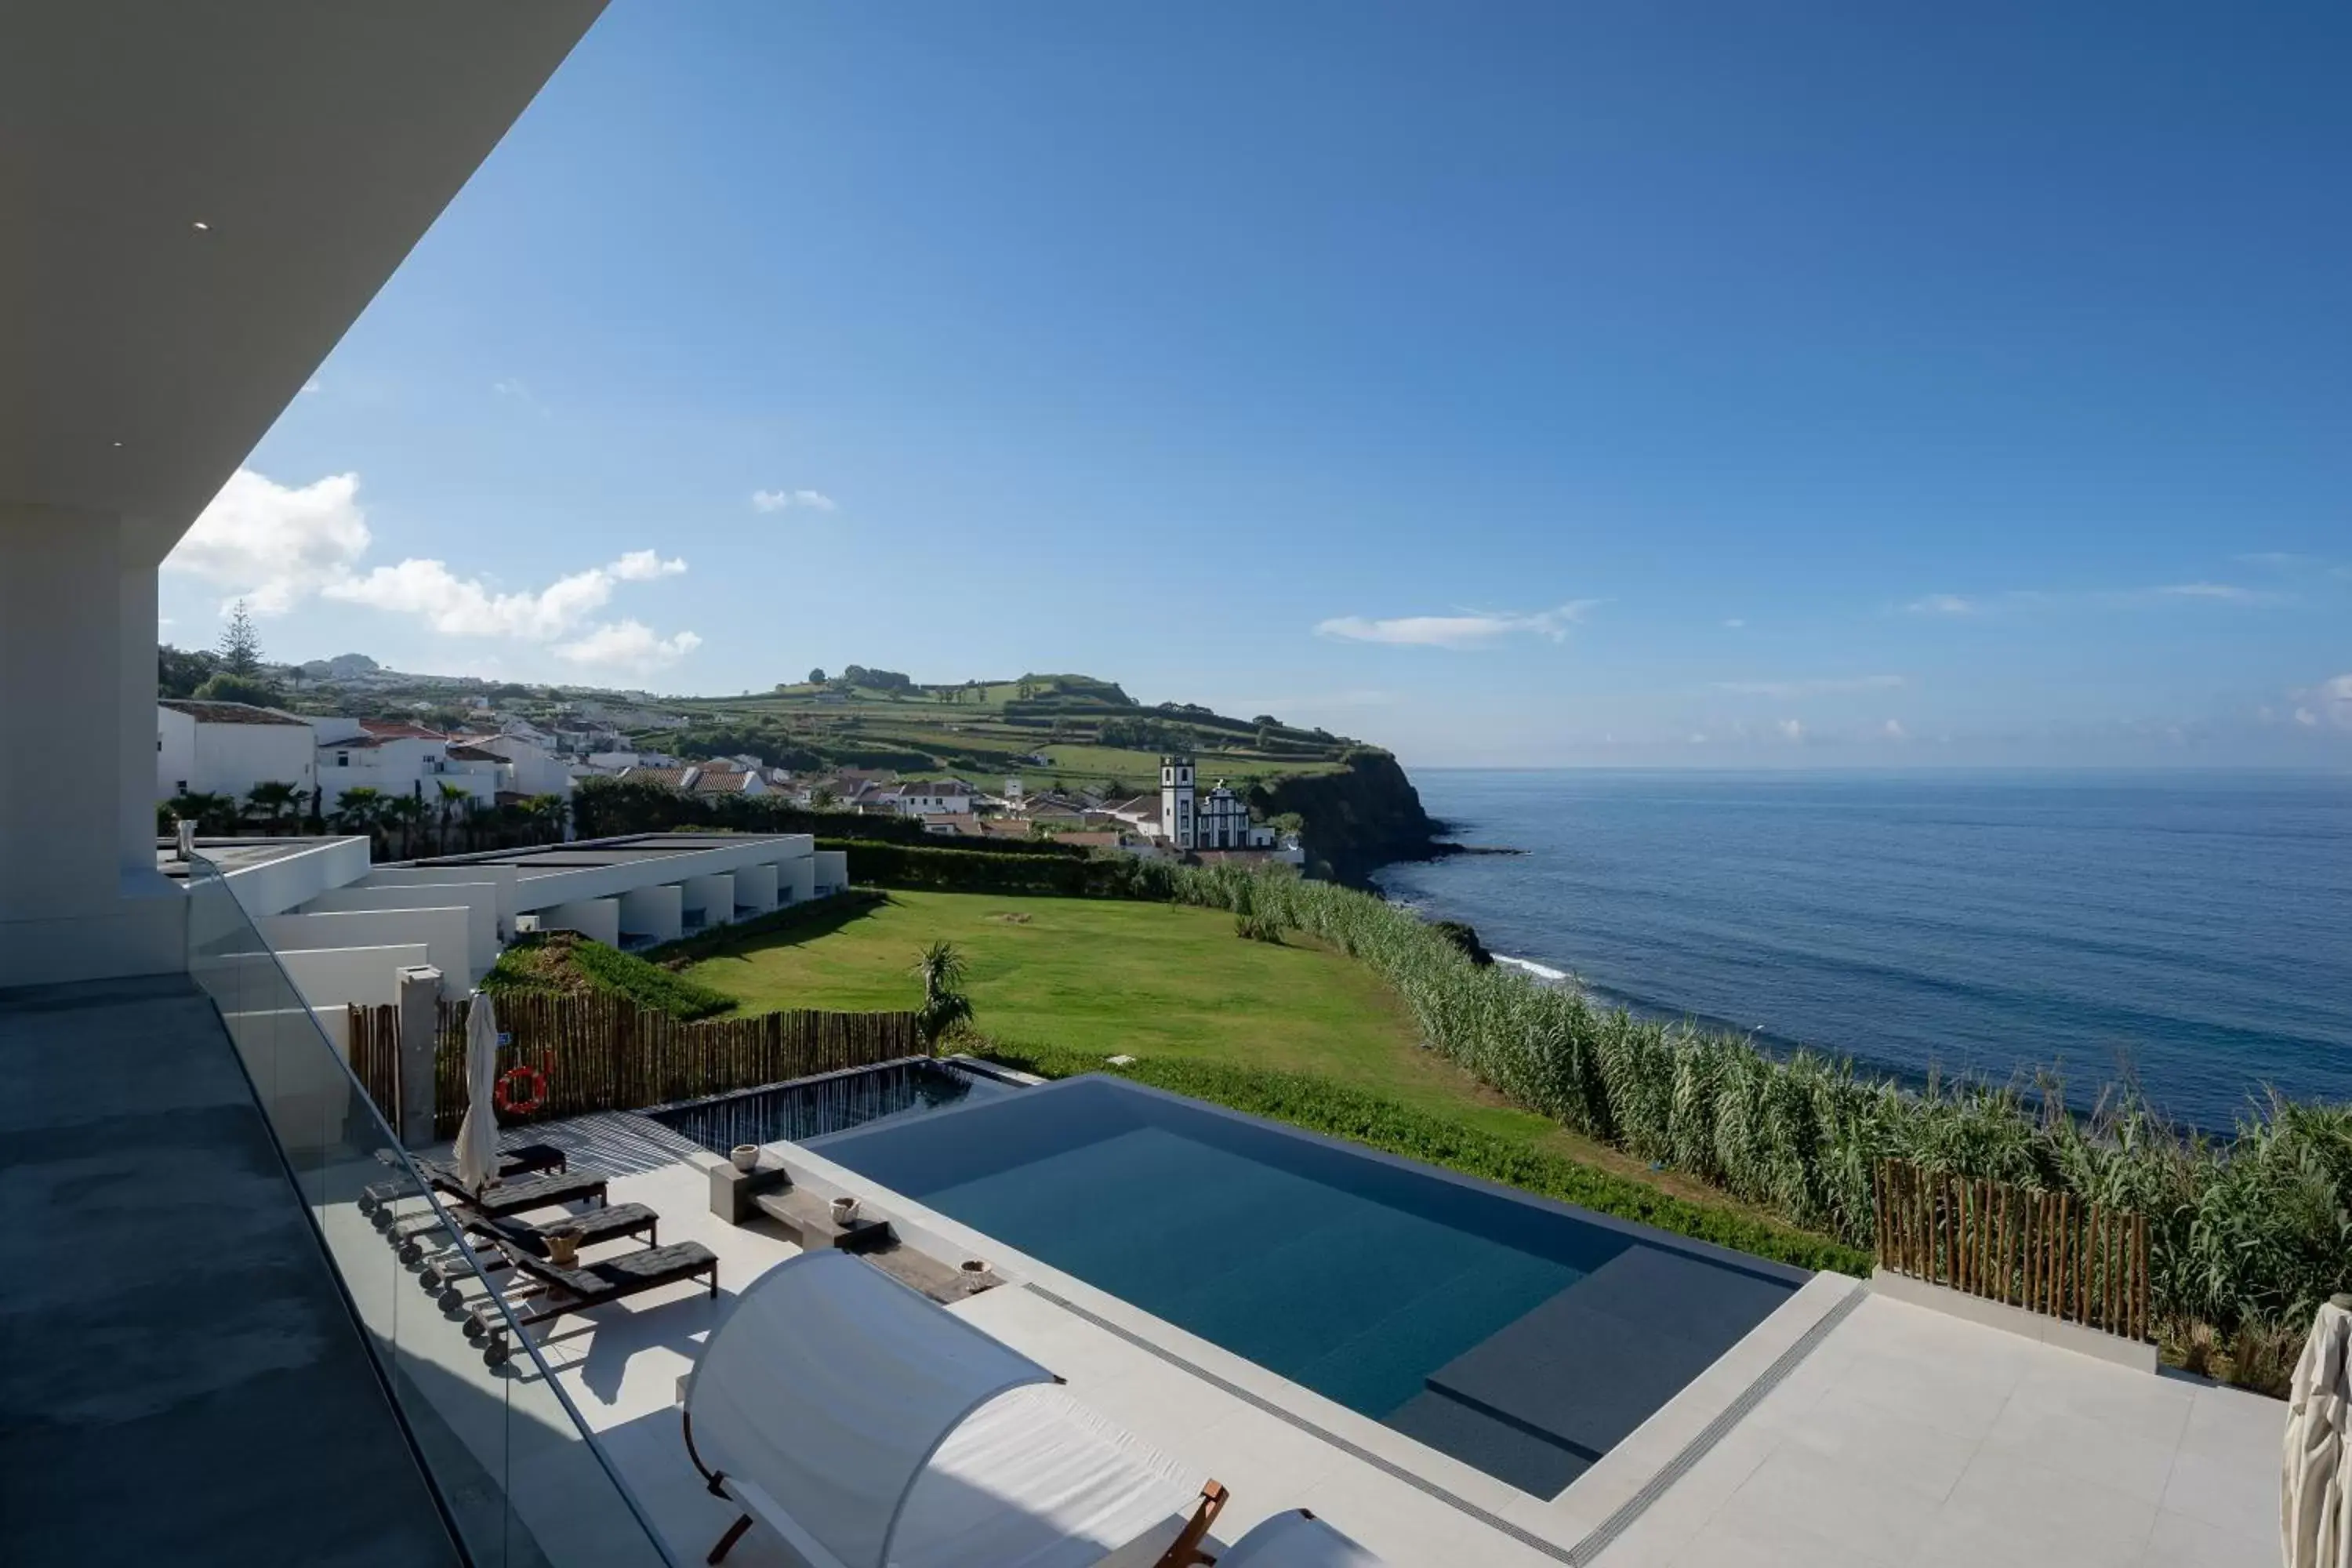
[191,220,210,232]
[111,441,123,448]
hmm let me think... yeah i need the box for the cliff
[1247,749,1448,886]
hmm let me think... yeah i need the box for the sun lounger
[360,1142,568,1218]
[388,1168,612,1261]
[416,1202,662,1298]
[468,1238,720,1365]
[1218,1511,1387,1566]
[682,1250,1227,1568]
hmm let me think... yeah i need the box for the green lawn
[687,889,1833,1232]
[684,890,1532,1133]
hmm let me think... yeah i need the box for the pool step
[1406,1245,1798,1492]
[1386,1385,1594,1497]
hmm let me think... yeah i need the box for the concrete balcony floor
[0,974,457,1567]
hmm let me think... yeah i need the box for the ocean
[1373,771,2352,1128]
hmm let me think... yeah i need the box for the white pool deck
[441,1115,2279,1568]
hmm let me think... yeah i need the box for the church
[1159,755,1279,851]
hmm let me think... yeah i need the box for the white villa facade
[312,716,503,815]
[157,699,317,802]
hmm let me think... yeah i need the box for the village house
[313,716,502,815]
[156,699,317,804]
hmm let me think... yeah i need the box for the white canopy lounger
[1215,1511,1387,1567]
[684,1250,1227,1568]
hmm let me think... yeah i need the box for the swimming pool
[647,1058,1017,1153]
[814,1075,1806,1497]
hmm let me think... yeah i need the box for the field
[681,889,1806,1221]
[659,673,1353,792]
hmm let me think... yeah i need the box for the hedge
[978,1044,1874,1276]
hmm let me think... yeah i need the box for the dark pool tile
[1425,1301,1722,1454]
[1385,1389,1592,1497]
[1551,1245,1797,1351]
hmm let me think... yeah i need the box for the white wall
[191,717,315,800]
[615,884,681,946]
[158,707,196,797]
[257,906,470,996]
[0,514,185,986]
[303,881,499,978]
[361,863,519,941]
[812,850,848,897]
[221,836,372,918]
[276,941,432,1009]
[536,897,620,946]
[506,834,815,910]
[733,861,778,913]
[680,873,734,930]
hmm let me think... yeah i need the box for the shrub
[977,1044,1873,1276]
[484,931,739,1021]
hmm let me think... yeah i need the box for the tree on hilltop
[217,601,263,675]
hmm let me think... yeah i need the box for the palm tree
[434,780,473,855]
[808,784,839,811]
[911,942,974,1050]
[522,793,569,844]
[382,793,431,860]
[333,786,386,853]
[166,791,241,837]
[245,779,302,836]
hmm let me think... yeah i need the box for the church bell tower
[1160,754,1196,849]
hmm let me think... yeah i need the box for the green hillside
[662,670,1354,792]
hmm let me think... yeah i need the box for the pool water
[815,1075,1804,1496]
[648,1060,1012,1153]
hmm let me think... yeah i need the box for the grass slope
[483,931,739,1021]
[684,888,1857,1265]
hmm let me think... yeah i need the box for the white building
[1159,753,1278,851]
[470,731,573,797]
[156,700,317,804]
[312,717,500,815]
[880,779,975,816]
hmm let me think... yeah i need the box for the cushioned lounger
[470,1240,720,1363]
[387,1169,611,1259]
[416,1202,662,1295]
[361,1142,568,1216]
[683,1250,1226,1568]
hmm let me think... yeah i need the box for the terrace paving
[447,1109,2283,1568]
[0,975,457,1567]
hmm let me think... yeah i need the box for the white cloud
[2150,582,2263,602]
[1879,718,1908,739]
[1907,593,1977,615]
[1722,618,1745,629]
[610,549,687,581]
[165,468,372,615]
[299,378,321,395]
[554,620,703,673]
[1315,600,1600,648]
[1713,675,1906,698]
[173,466,702,666]
[752,488,837,514]
[2297,674,2352,731]
[1777,719,1805,742]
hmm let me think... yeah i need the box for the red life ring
[492,1063,548,1116]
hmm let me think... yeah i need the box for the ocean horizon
[1374,768,2352,1127]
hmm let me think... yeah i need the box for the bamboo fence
[1874,1158,2150,1342]
[347,993,922,1138]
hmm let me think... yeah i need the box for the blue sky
[163,2,2350,767]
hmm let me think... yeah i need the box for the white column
[0,506,185,985]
